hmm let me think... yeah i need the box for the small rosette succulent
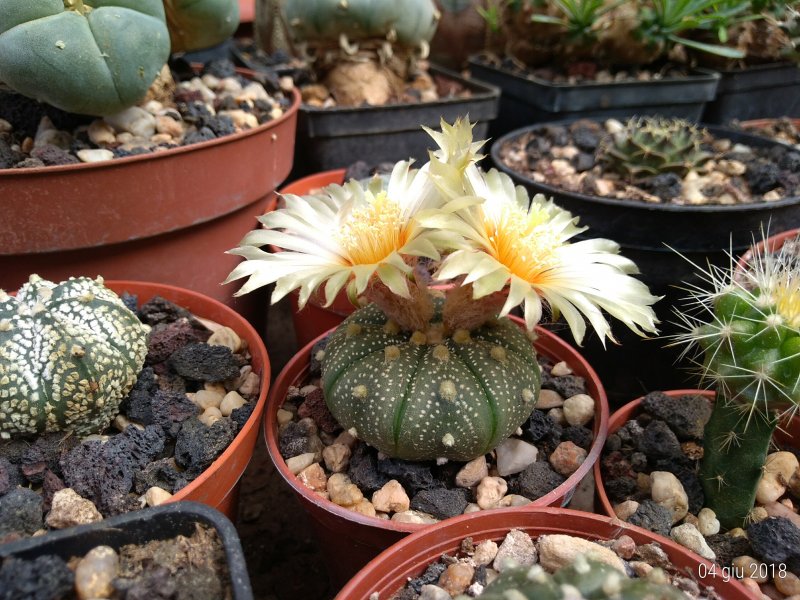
[676,242,800,528]
[598,117,712,181]
[0,275,149,438]
[322,300,540,461]
[473,555,684,600]
[0,0,171,116]
[227,118,658,462]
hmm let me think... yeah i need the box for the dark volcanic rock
[137,296,195,326]
[627,500,673,537]
[0,555,74,600]
[174,417,237,476]
[410,488,470,520]
[638,420,682,459]
[641,391,711,440]
[748,517,800,564]
[168,343,241,382]
[378,458,439,496]
[151,390,199,438]
[146,318,210,364]
[706,533,753,568]
[516,461,566,499]
[0,487,43,537]
[347,445,390,494]
[298,388,339,434]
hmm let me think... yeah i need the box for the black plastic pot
[0,501,253,600]
[468,55,720,139]
[702,62,800,124]
[491,122,800,403]
[292,64,500,176]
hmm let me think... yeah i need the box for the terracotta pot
[334,506,752,600]
[106,280,270,520]
[594,390,800,520]
[0,85,300,330]
[264,320,609,587]
[737,226,799,272]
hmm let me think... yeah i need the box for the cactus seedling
[0,275,149,438]
[675,243,800,528]
[227,118,658,462]
[598,116,712,181]
[471,554,685,600]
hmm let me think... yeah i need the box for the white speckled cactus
[226,118,659,463]
[321,300,540,461]
[0,275,149,438]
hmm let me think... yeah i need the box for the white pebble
[145,486,173,507]
[220,391,246,416]
[697,507,720,536]
[670,523,716,560]
[563,394,594,426]
[77,148,114,163]
[455,455,488,488]
[650,471,689,523]
[538,535,625,572]
[495,438,538,476]
[286,452,316,475]
[105,106,156,138]
[551,361,572,376]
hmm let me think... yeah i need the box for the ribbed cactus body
[0,0,170,116]
[696,284,800,528]
[0,276,149,438]
[599,117,711,180]
[163,0,240,53]
[321,301,541,461]
[477,556,685,600]
[284,0,439,48]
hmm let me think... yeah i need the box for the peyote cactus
[598,116,712,181]
[163,0,240,53]
[284,0,439,51]
[0,275,149,439]
[677,244,800,528]
[0,0,171,116]
[321,300,541,461]
[468,555,685,600]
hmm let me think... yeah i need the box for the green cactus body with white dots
[697,285,800,528]
[0,275,149,439]
[321,302,541,461]
[472,557,685,600]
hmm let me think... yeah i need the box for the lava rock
[408,562,448,593]
[540,373,586,399]
[747,160,781,194]
[168,343,241,382]
[41,469,66,512]
[20,433,78,484]
[0,487,43,537]
[204,59,237,79]
[204,115,236,137]
[30,144,79,166]
[627,499,673,537]
[603,476,638,504]
[638,420,682,459]
[573,152,596,172]
[347,445,390,494]
[524,410,557,443]
[146,318,210,364]
[641,392,711,440]
[616,420,645,448]
[0,555,74,600]
[779,151,800,172]
[183,127,217,145]
[134,458,191,495]
[151,390,200,437]
[516,461,566,499]
[602,451,632,478]
[604,433,622,453]
[0,458,22,496]
[562,425,593,450]
[116,566,178,600]
[177,100,214,124]
[571,126,600,152]
[230,402,256,432]
[411,488,470,520]
[640,173,682,201]
[121,366,158,425]
[747,517,800,564]
[630,452,648,472]
[0,138,23,169]
[298,388,339,434]
[525,135,552,161]
[706,533,753,568]
[137,296,195,326]
[279,420,319,459]
[174,417,237,477]
[378,458,439,496]
[60,425,165,515]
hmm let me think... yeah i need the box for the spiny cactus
[321,298,541,461]
[0,0,171,116]
[469,555,685,600]
[0,275,149,439]
[598,117,712,181]
[284,0,439,50]
[677,244,800,528]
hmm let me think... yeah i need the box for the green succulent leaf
[164,0,240,53]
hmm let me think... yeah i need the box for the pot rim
[264,319,609,534]
[736,227,799,272]
[0,82,300,178]
[334,505,753,600]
